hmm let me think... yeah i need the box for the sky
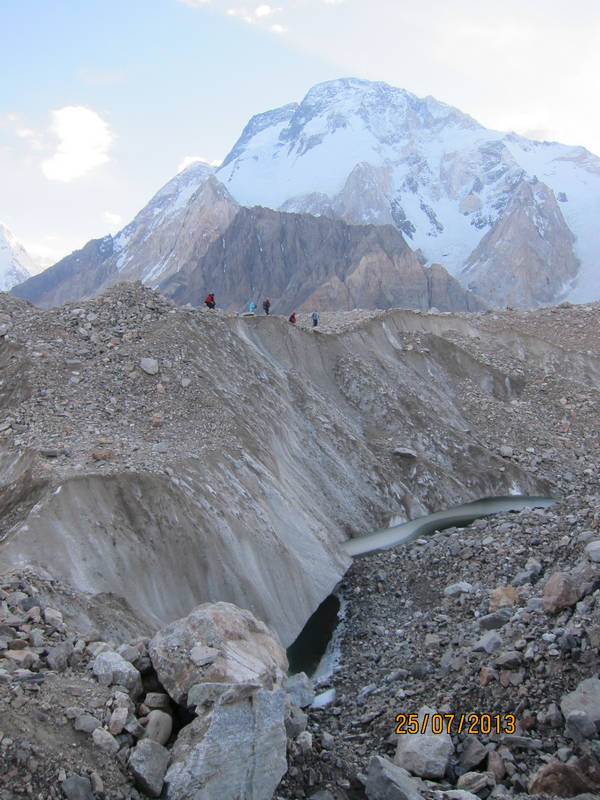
[2,0,599,271]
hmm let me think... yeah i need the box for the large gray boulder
[365,755,424,800]
[129,739,170,798]
[164,687,287,800]
[148,601,288,706]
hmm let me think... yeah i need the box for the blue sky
[2,0,599,268]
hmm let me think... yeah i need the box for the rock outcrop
[461,179,579,307]
[160,206,486,313]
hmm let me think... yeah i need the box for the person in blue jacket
[249,300,257,314]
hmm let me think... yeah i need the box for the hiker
[249,300,257,314]
[289,312,296,324]
[311,310,319,327]
[205,293,216,310]
[262,297,271,315]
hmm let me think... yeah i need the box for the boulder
[561,676,600,726]
[365,755,423,800]
[148,602,288,705]
[91,650,143,698]
[529,759,598,796]
[394,706,454,779]
[459,736,487,771]
[129,738,170,798]
[164,687,287,800]
[61,775,95,800]
[584,540,600,562]
[284,671,315,708]
[143,709,173,745]
[543,571,581,614]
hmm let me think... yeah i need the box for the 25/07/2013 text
[395,712,516,736]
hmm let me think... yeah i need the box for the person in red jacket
[288,312,296,324]
[205,293,216,310]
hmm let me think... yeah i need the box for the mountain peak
[0,223,34,291]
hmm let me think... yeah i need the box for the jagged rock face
[110,171,239,287]
[12,165,239,309]
[461,180,579,307]
[160,206,486,313]
[11,236,115,307]
[0,224,34,292]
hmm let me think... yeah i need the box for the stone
[473,630,503,654]
[164,688,287,800]
[46,641,73,671]
[561,676,600,725]
[144,692,171,710]
[457,771,495,794]
[585,540,600,562]
[321,731,335,750]
[149,602,287,706]
[42,607,63,628]
[443,581,473,596]
[459,736,487,771]
[109,706,129,736]
[365,754,423,800]
[529,760,598,796]
[564,710,597,743]
[129,738,170,798]
[91,651,143,698]
[140,358,159,375]
[92,727,120,755]
[284,671,315,708]
[494,650,521,668]
[478,609,512,630]
[487,750,505,781]
[74,713,101,734]
[394,706,454,779]
[488,586,518,611]
[285,705,308,738]
[143,709,173,746]
[296,730,313,755]
[543,571,581,613]
[61,775,95,800]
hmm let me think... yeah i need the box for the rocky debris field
[281,493,600,800]
[1,283,600,799]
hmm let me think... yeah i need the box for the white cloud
[227,3,284,27]
[255,4,279,17]
[103,211,123,231]
[227,7,255,23]
[177,155,222,172]
[321,0,345,4]
[42,106,114,182]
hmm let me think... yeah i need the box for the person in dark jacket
[311,310,319,327]
[205,293,216,310]
[262,297,271,315]
[289,312,296,324]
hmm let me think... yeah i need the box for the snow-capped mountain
[0,224,34,291]
[13,78,600,310]
[217,78,600,306]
